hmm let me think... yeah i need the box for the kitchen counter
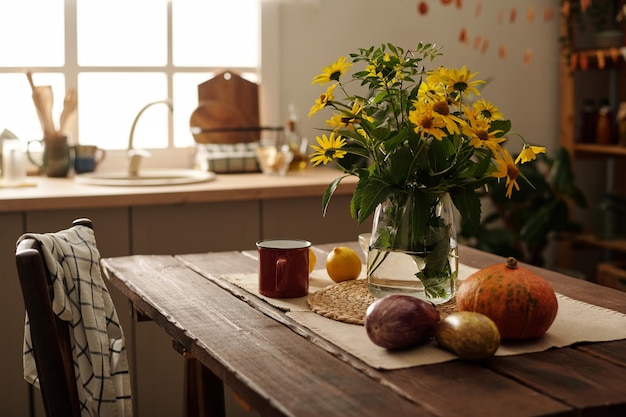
[0,168,357,213]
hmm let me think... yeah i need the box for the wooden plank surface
[102,254,433,417]
[177,246,572,417]
[102,244,626,417]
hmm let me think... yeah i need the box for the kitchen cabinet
[0,169,369,417]
[558,4,626,287]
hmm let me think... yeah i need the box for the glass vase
[367,191,458,304]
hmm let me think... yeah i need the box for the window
[0,0,260,155]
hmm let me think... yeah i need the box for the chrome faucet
[127,99,173,176]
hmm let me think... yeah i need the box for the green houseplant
[462,147,587,267]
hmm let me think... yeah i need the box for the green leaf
[353,177,395,224]
[321,175,349,217]
[490,119,512,136]
[428,137,456,175]
[450,189,482,235]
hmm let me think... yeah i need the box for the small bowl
[256,145,293,176]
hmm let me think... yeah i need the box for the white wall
[267,0,561,152]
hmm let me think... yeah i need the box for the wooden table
[101,243,626,417]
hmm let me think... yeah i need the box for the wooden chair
[15,218,93,417]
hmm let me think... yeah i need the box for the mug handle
[26,139,44,169]
[275,257,288,292]
[95,148,106,165]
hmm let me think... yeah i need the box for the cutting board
[197,71,259,128]
[190,100,258,144]
[191,71,260,144]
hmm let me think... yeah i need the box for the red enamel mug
[256,239,311,298]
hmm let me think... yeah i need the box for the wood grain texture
[103,254,432,417]
[102,244,626,417]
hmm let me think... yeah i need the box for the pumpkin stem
[505,257,518,269]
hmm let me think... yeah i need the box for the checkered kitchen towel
[19,224,132,416]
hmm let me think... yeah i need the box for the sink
[74,169,216,186]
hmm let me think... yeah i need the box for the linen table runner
[221,264,626,370]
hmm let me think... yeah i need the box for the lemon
[308,248,316,274]
[325,246,362,282]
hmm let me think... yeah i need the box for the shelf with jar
[557,1,626,284]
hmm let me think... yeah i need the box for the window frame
[0,0,278,171]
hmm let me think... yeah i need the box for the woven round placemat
[307,279,457,325]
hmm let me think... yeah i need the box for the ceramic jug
[27,135,72,177]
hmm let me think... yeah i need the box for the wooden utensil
[59,89,78,134]
[26,72,57,138]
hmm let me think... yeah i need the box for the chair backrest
[15,218,93,417]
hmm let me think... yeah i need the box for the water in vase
[367,246,458,304]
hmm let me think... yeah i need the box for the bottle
[596,194,624,240]
[286,104,308,171]
[580,99,596,143]
[596,100,613,145]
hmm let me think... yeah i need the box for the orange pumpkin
[456,257,558,340]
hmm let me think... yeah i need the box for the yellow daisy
[447,66,485,97]
[430,100,466,134]
[473,99,503,121]
[462,106,505,153]
[308,83,337,118]
[417,81,446,103]
[515,144,546,164]
[325,113,345,130]
[492,149,521,198]
[408,104,447,141]
[312,56,353,86]
[310,132,347,166]
[426,66,452,86]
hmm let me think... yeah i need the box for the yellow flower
[325,113,345,130]
[515,144,546,164]
[493,149,520,198]
[417,81,446,103]
[365,64,381,78]
[341,99,365,126]
[408,103,447,141]
[426,66,452,86]
[308,83,337,118]
[430,99,466,135]
[462,106,505,153]
[312,56,353,86]
[446,66,485,98]
[473,99,503,121]
[310,132,347,166]
[325,100,367,131]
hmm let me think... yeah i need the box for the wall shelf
[574,143,626,156]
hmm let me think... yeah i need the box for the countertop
[0,168,356,213]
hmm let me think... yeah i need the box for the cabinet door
[131,201,260,254]
[261,195,371,244]
[25,207,131,257]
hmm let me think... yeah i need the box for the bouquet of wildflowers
[308,42,545,235]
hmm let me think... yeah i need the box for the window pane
[0,73,65,141]
[0,0,64,67]
[77,0,167,66]
[78,73,168,149]
[172,0,259,67]
[173,73,214,148]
